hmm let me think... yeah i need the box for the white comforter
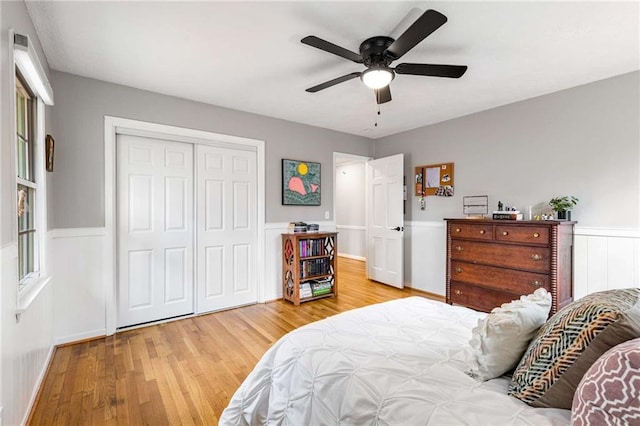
[220,297,570,425]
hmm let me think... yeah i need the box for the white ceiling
[26,1,639,139]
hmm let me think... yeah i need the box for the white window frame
[11,30,54,316]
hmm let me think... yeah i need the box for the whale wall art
[282,159,321,206]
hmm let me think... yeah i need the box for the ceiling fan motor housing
[359,36,395,67]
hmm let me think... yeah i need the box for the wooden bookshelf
[281,232,338,305]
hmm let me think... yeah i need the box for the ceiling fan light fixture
[361,67,394,89]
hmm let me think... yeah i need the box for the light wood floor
[29,258,440,425]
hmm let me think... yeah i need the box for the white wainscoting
[1,240,54,426]
[50,228,107,345]
[574,227,640,299]
[44,222,640,349]
[403,221,640,299]
[403,221,447,294]
[335,225,366,261]
[264,222,336,301]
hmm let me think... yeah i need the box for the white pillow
[467,288,551,381]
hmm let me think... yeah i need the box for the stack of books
[310,279,332,297]
[288,222,307,233]
[307,223,319,233]
[300,282,313,298]
[492,211,523,220]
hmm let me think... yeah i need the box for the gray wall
[375,71,640,228]
[49,71,373,228]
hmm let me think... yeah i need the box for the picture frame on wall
[282,159,321,206]
[45,134,55,172]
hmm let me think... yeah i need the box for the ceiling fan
[301,9,468,104]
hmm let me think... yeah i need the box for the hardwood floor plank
[28,257,437,424]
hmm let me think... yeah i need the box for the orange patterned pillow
[508,288,640,409]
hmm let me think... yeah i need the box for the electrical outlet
[324,211,330,219]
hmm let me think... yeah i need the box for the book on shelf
[492,211,523,220]
[299,238,324,257]
[299,258,330,278]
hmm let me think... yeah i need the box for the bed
[219,297,571,425]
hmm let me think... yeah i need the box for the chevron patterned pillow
[571,337,640,425]
[507,288,640,409]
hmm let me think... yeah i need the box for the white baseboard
[338,253,365,261]
[55,328,106,346]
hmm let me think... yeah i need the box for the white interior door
[367,153,404,288]
[117,134,194,328]
[196,144,257,313]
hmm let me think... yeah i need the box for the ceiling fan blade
[395,63,468,78]
[375,86,392,104]
[301,36,363,63]
[385,9,447,60]
[305,72,362,93]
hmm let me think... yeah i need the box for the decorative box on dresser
[445,219,575,315]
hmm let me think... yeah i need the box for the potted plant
[549,196,579,220]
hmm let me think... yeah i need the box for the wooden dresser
[445,219,575,315]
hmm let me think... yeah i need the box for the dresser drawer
[450,281,522,313]
[495,225,549,245]
[450,240,550,273]
[450,260,549,295]
[449,223,493,241]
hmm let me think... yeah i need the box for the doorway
[333,153,370,261]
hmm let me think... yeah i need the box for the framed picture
[282,159,321,206]
[45,134,55,172]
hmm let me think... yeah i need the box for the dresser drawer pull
[533,232,540,238]
[502,231,509,236]
[531,253,543,261]
[455,246,463,252]
[455,267,463,273]
[532,280,543,287]
[454,289,463,296]
[455,228,461,233]
[479,230,486,235]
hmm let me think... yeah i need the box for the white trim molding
[49,227,106,239]
[104,116,266,335]
[336,224,366,231]
[404,220,445,229]
[575,226,640,239]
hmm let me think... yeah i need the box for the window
[16,73,38,285]
[12,32,54,314]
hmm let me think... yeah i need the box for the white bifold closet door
[196,144,257,313]
[117,134,194,328]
